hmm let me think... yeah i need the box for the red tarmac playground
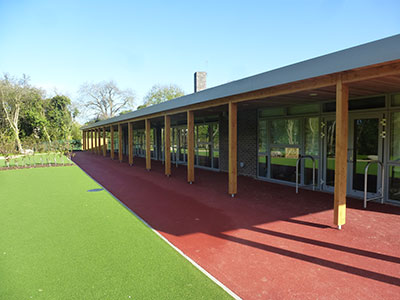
[73,151,400,300]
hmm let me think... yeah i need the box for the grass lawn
[0,166,232,300]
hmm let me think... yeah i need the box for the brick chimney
[194,72,207,92]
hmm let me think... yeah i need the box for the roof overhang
[82,34,400,130]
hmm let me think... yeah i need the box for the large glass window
[258,119,268,177]
[133,130,145,157]
[212,124,219,169]
[270,119,300,145]
[325,120,336,187]
[304,117,319,185]
[270,146,299,182]
[390,112,400,161]
[389,112,400,202]
[389,165,400,201]
[269,119,300,182]
[195,123,219,169]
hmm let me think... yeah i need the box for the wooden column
[187,111,195,183]
[164,115,171,176]
[228,102,237,196]
[334,78,349,229]
[82,131,84,150]
[91,130,94,153]
[110,126,115,160]
[98,129,102,155]
[103,127,107,156]
[86,131,89,151]
[118,124,123,162]
[94,129,96,153]
[145,119,151,170]
[128,122,133,166]
[94,129,98,154]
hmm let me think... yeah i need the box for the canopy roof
[82,34,400,130]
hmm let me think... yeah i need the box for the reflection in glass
[212,124,219,168]
[352,118,379,193]
[270,147,298,182]
[270,119,300,145]
[390,112,400,161]
[258,119,267,153]
[389,165,400,201]
[258,119,268,177]
[258,154,268,177]
[197,144,211,167]
[304,117,319,185]
[326,120,336,187]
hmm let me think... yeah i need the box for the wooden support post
[187,111,195,183]
[229,102,237,196]
[86,131,90,151]
[94,129,97,153]
[118,124,123,162]
[98,129,102,155]
[110,126,115,160]
[94,129,98,154]
[91,130,94,153]
[103,127,106,156]
[145,119,151,170]
[164,115,171,176]
[128,122,133,166]
[334,78,349,229]
[82,131,85,150]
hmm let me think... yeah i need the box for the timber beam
[164,115,171,177]
[110,126,115,160]
[333,78,349,229]
[187,111,194,183]
[128,122,133,166]
[118,124,123,162]
[145,119,151,170]
[228,102,237,196]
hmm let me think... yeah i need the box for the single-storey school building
[81,34,400,229]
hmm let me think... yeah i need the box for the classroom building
[81,34,400,228]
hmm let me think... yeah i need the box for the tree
[138,84,184,109]
[45,95,73,141]
[19,90,51,142]
[0,74,42,152]
[78,81,135,120]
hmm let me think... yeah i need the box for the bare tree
[78,81,135,120]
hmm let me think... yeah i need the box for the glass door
[388,111,400,202]
[322,118,336,191]
[348,114,384,198]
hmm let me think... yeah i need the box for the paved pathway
[73,152,400,300]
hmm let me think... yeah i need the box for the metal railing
[364,160,384,208]
[296,155,316,194]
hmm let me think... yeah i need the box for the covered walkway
[73,151,400,299]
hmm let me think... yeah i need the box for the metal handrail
[364,160,384,208]
[296,155,316,194]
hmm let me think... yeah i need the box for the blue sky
[0,0,399,118]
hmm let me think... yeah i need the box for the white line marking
[73,159,241,300]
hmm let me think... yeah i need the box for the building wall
[219,108,258,178]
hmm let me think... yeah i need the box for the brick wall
[219,108,258,178]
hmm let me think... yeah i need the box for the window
[390,112,400,161]
[258,119,268,177]
[270,119,300,145]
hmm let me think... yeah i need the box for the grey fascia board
[81,34,400,130]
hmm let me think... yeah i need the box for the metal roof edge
[81,34,400,130]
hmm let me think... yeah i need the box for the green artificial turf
[0,153,71,168]
[0,166,232,300]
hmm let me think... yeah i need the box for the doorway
[322,113,385,199]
